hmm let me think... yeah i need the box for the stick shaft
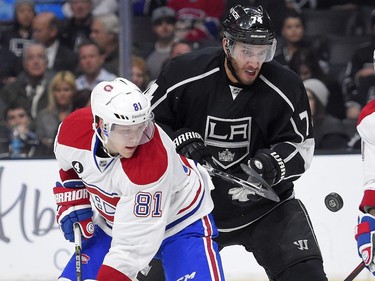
[344,261,366,281]
[74,223,82,281]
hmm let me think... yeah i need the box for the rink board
[0,155,373,280]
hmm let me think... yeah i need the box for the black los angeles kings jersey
[146,47,315,231]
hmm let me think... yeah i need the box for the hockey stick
[240,163,272,188]
[343,261,365,281]
[74,223,82,281]
[202,164,280,202]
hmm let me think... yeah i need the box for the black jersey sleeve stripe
[150,67,221,111]
[259,74,295,112]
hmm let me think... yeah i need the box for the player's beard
[226,55,255,86]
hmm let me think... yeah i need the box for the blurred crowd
[0,0,374,158]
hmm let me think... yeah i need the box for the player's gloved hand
[97,264,131,281]
[355,214,375,274]
[172,128,211,164]
[228,186,260,205]
[248,149,285,186]
[53,182,94,242]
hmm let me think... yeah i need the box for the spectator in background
[0,43,55,122]
[72,88,91,110]
[289,47,346,120]
[167,0,225,19]
[144,6,176,80]
[90,13,120,75]
[0,0,35,57]
[32,12,78,73]
[131,55,150,91]
[62,0,118,18]
[0,45,23,87]
[161,39,194,71]
[303,78,349,151]
[274,9,329,70]
[75,41,117,91]
[170,39,193,58]
[342,9,375,121]
[274,9,309,66]
[173,8,221,47]
[35,71,77,156]
[59,0,94,53]
[0,103,41,159]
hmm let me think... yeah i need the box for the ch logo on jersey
[81,253,90,264]
[72,161,84,174]
[205,116,251,169]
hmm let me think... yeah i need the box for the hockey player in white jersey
[53,77,225,280]
[355,99,375,274]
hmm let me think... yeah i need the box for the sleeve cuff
[97,265,131,281]
[360,190,375,212]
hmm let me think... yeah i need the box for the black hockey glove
[172,128,211,164]
[248,149,285,186]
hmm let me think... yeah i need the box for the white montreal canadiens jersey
[54,107,214,277]
[357,99,375,199]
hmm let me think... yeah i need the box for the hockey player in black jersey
[145,4,327,281]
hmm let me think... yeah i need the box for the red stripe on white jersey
[86,185,120,223]
[202,215,222,281]
[177,182,202,214]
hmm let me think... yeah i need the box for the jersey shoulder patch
[57,107,94,150]
[120,127,168,185]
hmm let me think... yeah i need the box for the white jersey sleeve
[357,99,375,211]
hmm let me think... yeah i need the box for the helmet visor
[229,42,272,63]
[108,119,155,147]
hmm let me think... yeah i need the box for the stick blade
[204,164,280,202]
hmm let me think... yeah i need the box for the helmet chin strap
[92,123,120,158]
[101,139,119,158]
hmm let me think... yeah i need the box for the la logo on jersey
[204,115,251,169]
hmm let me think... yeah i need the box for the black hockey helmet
[222,5,276,62]
[222,5,275,45]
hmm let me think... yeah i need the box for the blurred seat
[302,8,359,37]
[327,35,371,65]
[355,75,375,108]
[357,6,374,36]
[326,35,371,83]
[132,16,156,53]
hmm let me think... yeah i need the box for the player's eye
[242,49,252,56]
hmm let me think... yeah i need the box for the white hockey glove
[228,185,261,205]
[355,213,375,274]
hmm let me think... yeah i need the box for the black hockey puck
[324,192,344,212]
